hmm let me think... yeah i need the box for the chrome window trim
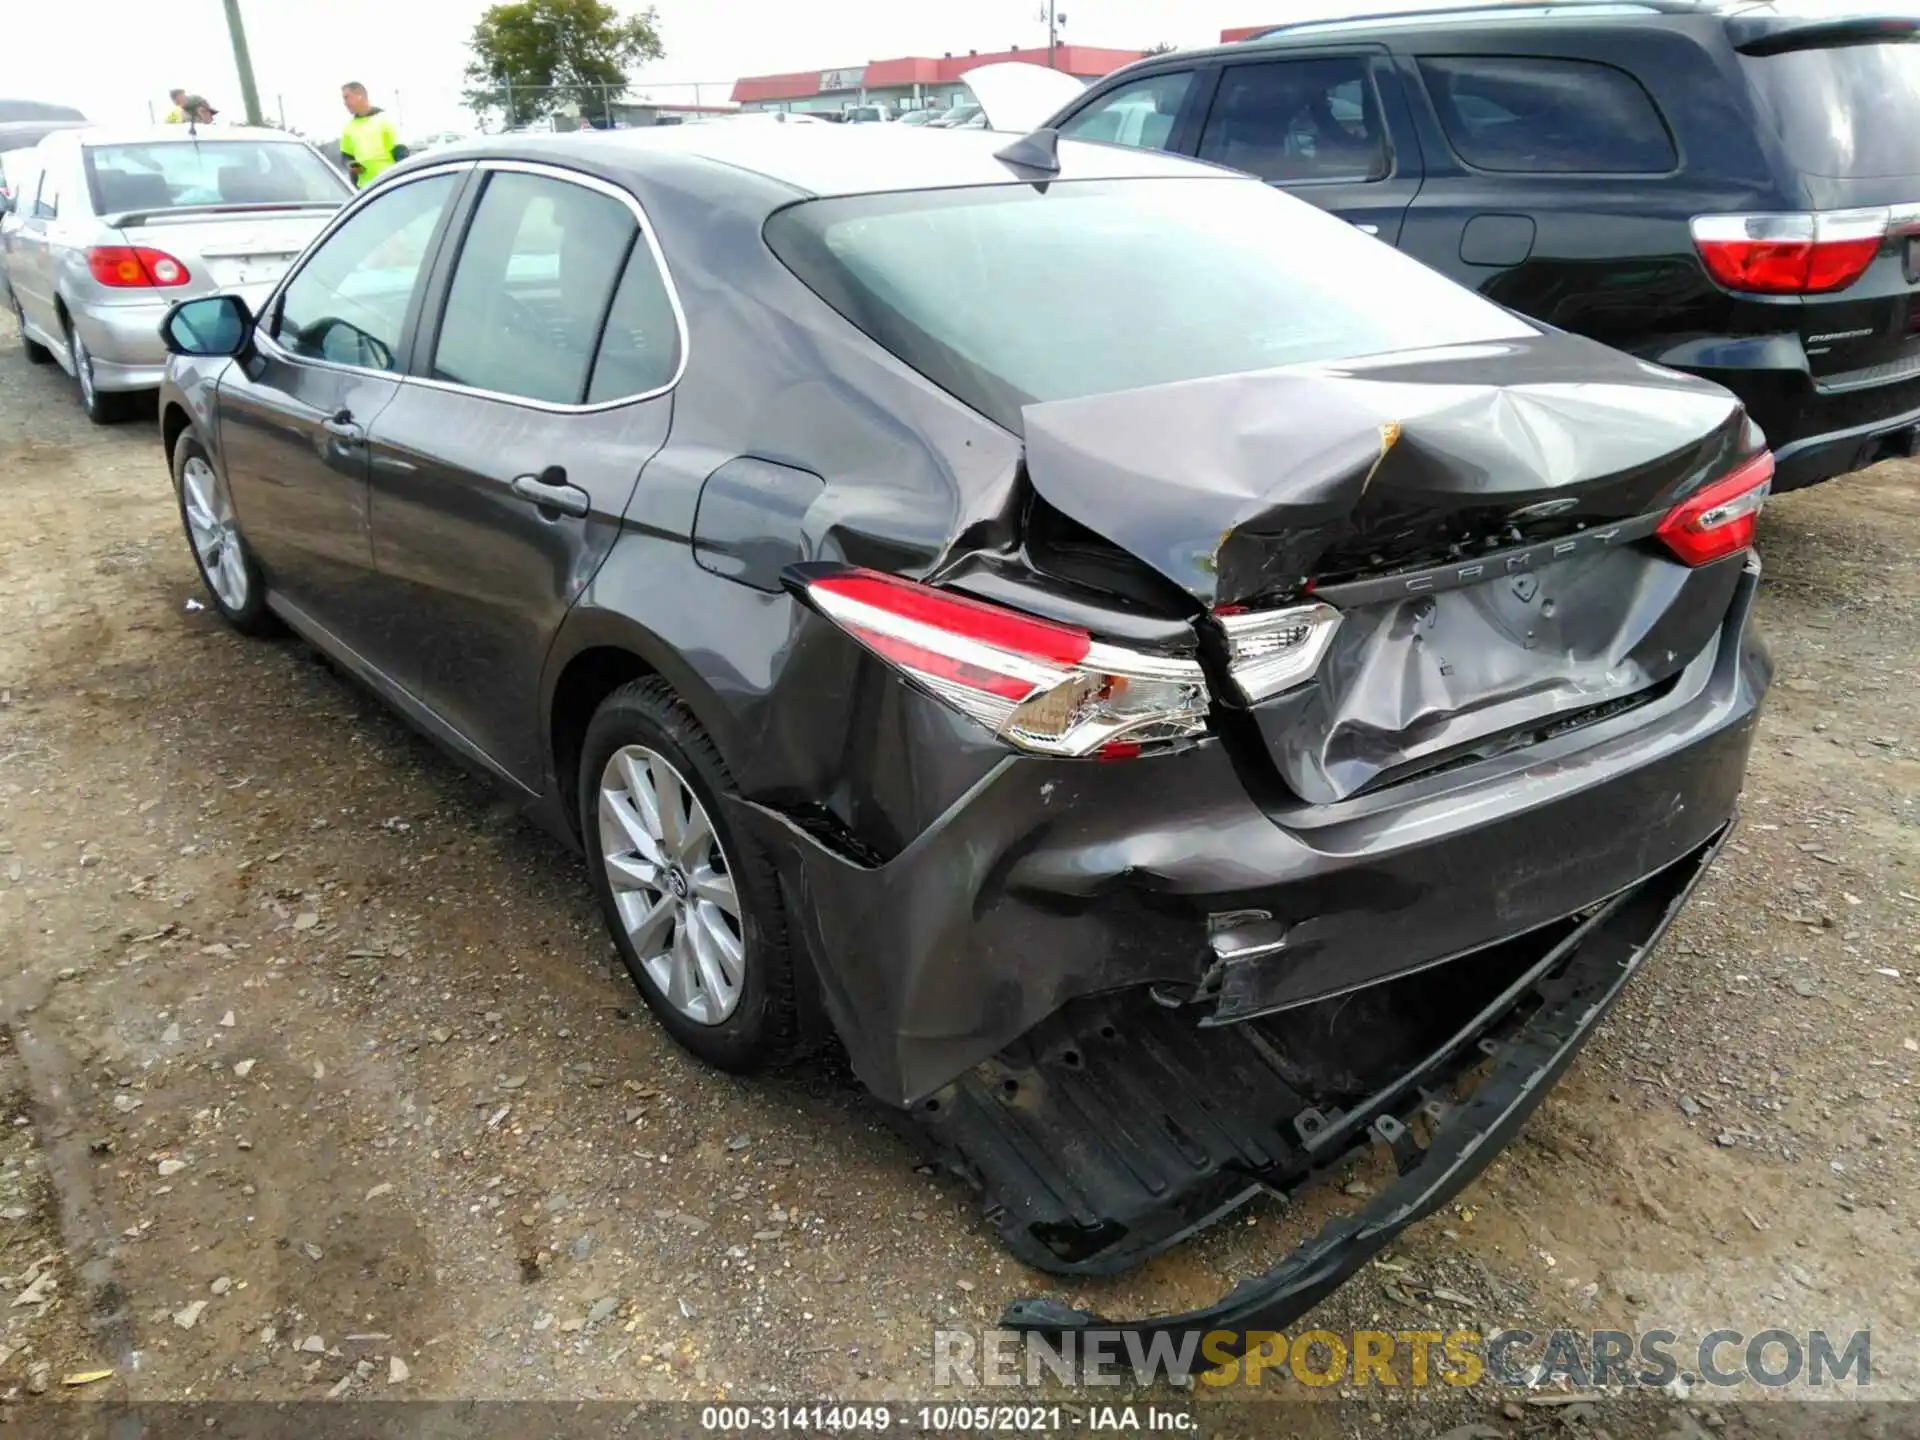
[252,157,690,413]
[251,161,474,380]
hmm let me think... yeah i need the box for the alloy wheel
[597,744,745,1025]
[180,455,250,612]
[72,329,96,407]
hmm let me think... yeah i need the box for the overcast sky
[0,0,1285,136]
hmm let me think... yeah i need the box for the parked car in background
[0,100,87,124]
[924,104,984,129]
[0,105,88,212]
[410,130,472,154]
[1,125,350,422]
[712,111,829,126]
[841,103,893,124]
[1044,0,1920,490]
[155,124,1768,1351]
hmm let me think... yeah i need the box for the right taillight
[1690,209,1887,295]
[791,566,1212,758]
[1214,602,1343,705]
[1656,450,1774,566]
[87,245,191,288]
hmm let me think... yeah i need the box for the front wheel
[580,678,802,1073]
[174,434,277,635]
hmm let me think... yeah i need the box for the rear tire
[580,678,802,1073]
[173,433,277,636]
[66,318,129,424]
[10,292,51,364]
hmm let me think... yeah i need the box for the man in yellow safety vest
[339,81,410,188]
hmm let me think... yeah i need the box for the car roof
[68,125,318,148]
[0,100,86,123]
[447,123,1237,198]
[1138,0,1739,64]
[0,119,86,150]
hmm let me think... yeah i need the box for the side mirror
[161,294,253,358]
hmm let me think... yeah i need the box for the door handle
[511,472,590,518]
[322,409,362,441]
[1354,223,1380,236]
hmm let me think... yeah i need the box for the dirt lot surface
[0,329,1916,1438]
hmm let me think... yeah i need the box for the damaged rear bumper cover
[732,559,1769,1108]
[1001,822,1730,1365]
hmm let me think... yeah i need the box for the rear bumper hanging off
[994,821,1729,1371]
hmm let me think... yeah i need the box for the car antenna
[993,126,1060,175]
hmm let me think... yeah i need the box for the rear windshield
[765,178,1535,430]
[1744,41,1920,179]
[84,139,348,214]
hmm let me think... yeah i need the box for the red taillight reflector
[86,245,191,288]
[804,568,1092,712]
[807,570,1093,670]
[796,566,1212,757]
[1656,450,1774,566]
[1690,210,1886,295]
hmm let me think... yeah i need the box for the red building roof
[1220,25,1274,42]
[731,45,1146,105]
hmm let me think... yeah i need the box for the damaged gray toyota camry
[155,124,1771,1363]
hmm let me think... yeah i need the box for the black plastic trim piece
[999,819,1731,1372]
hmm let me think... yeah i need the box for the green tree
[464,0,665,129]
[1144,42,1179,56]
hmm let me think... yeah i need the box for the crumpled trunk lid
[1020,332,1755,802]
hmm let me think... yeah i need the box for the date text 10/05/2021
[698,1406,1194,1431]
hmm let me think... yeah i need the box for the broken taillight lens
[795,566,1211,758]
[1689,210,1886,295]
[1656,450,1774,566]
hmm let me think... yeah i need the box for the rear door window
[585,235,683,403]
[1198,57,1390,183]
[1057,71,1194,153]
[1743,42,1920,179]
[1419,55,1676,173]
[430,170,639,405]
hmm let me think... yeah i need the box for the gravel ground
[0,327,1915,1437]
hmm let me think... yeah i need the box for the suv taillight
[87,245,191,288]
[790,566,1212,758]
[1690,209,1887,295]
[1656,450,1774,566]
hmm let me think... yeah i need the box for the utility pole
[221,0,266,127]
[1039,1,1066,70]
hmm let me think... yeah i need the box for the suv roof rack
[1240,1,1665,42]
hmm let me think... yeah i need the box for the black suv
[1045,0,1920,490]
